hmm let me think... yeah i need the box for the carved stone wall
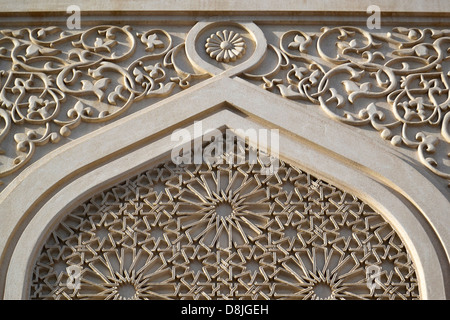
[0,1,448,300]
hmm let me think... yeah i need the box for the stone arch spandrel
[0,19,448,277]
[0,17,448,299]
[1,77,448,271]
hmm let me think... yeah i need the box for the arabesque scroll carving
[1,23,449,188]
[0,25,208,187]
[243,26,450,183]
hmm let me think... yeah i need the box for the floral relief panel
[0,23,449,190]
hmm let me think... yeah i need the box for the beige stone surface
[0,2,448,300]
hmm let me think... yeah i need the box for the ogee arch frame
[0,75,448,299]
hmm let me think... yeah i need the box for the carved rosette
[30,140,419,300]
[205,30,246,62]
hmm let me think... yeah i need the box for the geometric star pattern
[30,141,420,300]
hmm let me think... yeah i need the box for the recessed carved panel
[30,142,420,300]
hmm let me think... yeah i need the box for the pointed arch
[0,76,448,299]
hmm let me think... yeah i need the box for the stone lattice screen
[30,140,419,300]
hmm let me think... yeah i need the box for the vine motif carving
[30,142,419,300]
[243,27,450,183]
[0,25,208,186]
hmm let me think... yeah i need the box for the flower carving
[205,30,246,63]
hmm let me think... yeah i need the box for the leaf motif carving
[251,26,450,181]
[81,78,111,101]
[0,25,207,186]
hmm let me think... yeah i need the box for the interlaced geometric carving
[30,142,420,300]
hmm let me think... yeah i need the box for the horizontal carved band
[0,23,449,189]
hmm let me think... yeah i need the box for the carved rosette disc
[205,30,246,63]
